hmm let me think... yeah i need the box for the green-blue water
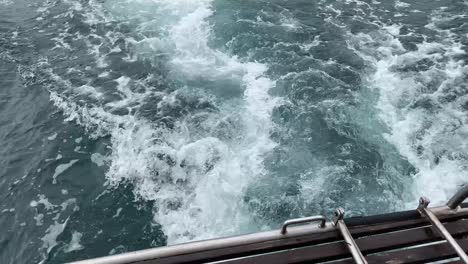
[1,0,467,263]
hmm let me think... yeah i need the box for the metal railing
[280,215,326,234]
[334,208,368,264]
[69,185,468,264]
[418,191,468,263]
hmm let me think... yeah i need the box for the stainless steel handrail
[334,208,368,264]
[280,215,327,234]
[447,185,468,209]
[418,197,468,264]
[69,186,468,264]
[70,222,336,264]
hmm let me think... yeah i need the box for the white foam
[76,85,102,98]
[112,208,123,218]
[41,218,69,255]
[1,208,15,213]
[52,159,79,184]
[102,0,278,244]
[61,198,78,211]
[351,13,468,206]
[383,24,401,36]
[64,231,84,253]
[43,0,280,245]
[395,1,410,8]
[280,14,300,31]
[91,153,106,167]
[47,133,57,141]
[34,213,44,226]
[30,194,56,210]
[98,71,110,78]
[31,194,79,262]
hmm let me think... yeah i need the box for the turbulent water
[1,0,467,263]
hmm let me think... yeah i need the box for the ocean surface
[0,0,467,263]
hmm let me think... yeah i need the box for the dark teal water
[1,0,467,263]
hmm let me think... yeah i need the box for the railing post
[334,208,368,264]
[418,197,468,263]
[447,185,468,209]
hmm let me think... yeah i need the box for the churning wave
[40,0,280,244]
[39,0,468,243]
[348,2,468,204]
[1,0,467,262]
